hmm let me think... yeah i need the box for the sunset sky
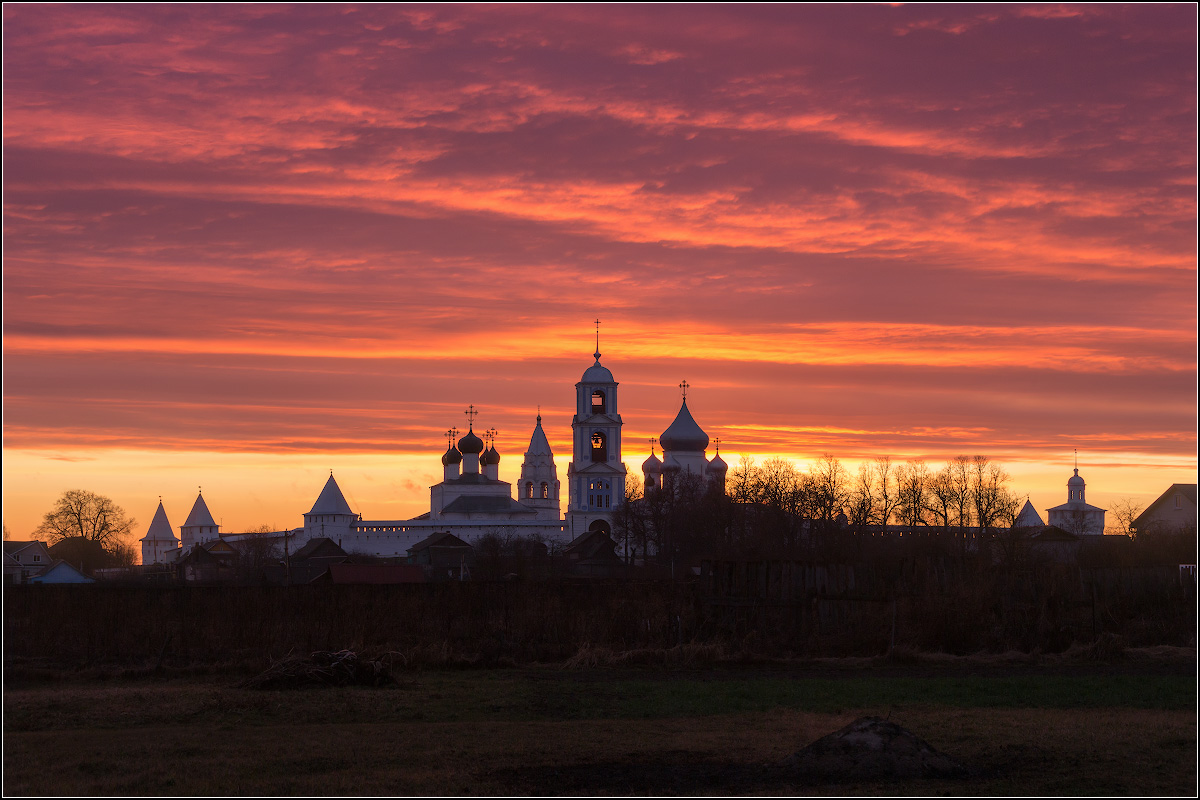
[4,4,1196,541]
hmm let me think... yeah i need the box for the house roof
[409,531,472,553]
[291,537,349,562]
[183,492,218,528]
[141,501,178,542]
[1133,483,1198,530]
[565,529,619,560]
[308,474,355,516]
[3,541,49,558]
[1030,526,1080,542]
[30,560,95,583]
[440,495,536,516]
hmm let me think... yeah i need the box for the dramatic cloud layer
[3,4,1196,534]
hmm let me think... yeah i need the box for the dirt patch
[238,650,394,690]
[784,716,967,780]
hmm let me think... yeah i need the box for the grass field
[4,653,1196,796]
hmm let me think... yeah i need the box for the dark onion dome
[481,445,500,466]
[581,357,615,384]
[661,453,682,473]
[441,444,463,465]
[642,451,662,474]
[457,428,485,455]
[708,452,728,473]
[659,399,709,452]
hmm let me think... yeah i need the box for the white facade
[566,349,626,539]
[646,389,727,495]
[1046,467,1106,535]
[179,492,220,550]
[517,414,562,521]
[139,500,179,565]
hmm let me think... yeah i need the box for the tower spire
[594,318,602,361]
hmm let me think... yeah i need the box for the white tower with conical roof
[567,321,625,539]
[518,413,561,520]
[303,472,358,543]
[140,499,179,565]
[180,490,219,551]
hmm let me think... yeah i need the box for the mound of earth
[785,716,967,780]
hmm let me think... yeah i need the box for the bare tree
[35,490,136,556]
[971,456,1017,533]
[727,455,758,504]
[872,456,900,527]
[1107,497,1144,537]
[848,462,876,529]
[809,454,850,522]
[895,459,931,527]
[945,456,974,529]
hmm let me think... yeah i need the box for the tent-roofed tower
[140,499,178,565]
[518,412,561,520]
[303,472,358,543]
[180,490,219,550]
[1013,498,1045,528]
[567,321,625,540]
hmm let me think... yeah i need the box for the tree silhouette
[35,489,136,555]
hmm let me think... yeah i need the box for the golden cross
[464,404,478,427]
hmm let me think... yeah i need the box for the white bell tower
[566,320,626,540]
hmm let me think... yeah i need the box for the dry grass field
[4,649,1196,796]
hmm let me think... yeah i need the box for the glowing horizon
[3,5,1196,542]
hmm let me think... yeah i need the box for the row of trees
[726,454,1025,532]
[612,453,1163,572]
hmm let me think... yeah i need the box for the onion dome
[642,451,662,475]
[1067,468,1085,487]
[457,428,484,455]
[660,399,709,452]
[442,444,463,465]
[661,453,682,473]
[708,452,728,474]
[481,445,500,466]
[582,356,614,384]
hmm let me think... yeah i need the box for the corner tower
[567,322,625,539]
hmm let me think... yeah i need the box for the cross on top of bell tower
[679,380,689,399]
[593,318,602,361]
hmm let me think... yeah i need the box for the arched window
[591,431,607,462]
[525,482,534,499]
[540,482,549,499]
[591,390,606,414]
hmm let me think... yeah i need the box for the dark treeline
[613,454,1195,573]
